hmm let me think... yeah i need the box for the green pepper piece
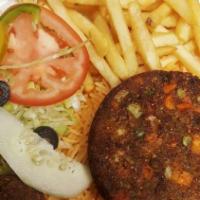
[0,4,41,62]
[0,4,41,26]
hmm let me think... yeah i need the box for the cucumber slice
[0,108,92,198]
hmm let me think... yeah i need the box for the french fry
[88,45,121,87]
[94,14,128,80]
[123,10,132,27]
[99,8,119,42]
[175,45,200,77]
[188,0,200,55]
[128,1,160,70]
[106,0,138,76]
[115,43,123,56]
[142,12,151,22]
[153,25,169,33]
[94,12,127,81]
[161,14,178,28]
[164,0,192,24]
[152,32,179,47]
[67,10,108,57]
[99,6,109,19]
[162,63,181,72]
[160,55,178,67]
[93,13,114,42]
[83,73,94,93]
[47,0,120,87]
[156,46,176,57]
[120,0,161,11]
[176,19,192,43]
[138,0,162,11]
[179,64,188,72]
[63,0,105,5]
[119,0,134,9]
[63,2,98,16]
[184,41,196,53]
[47,0,83,30]
[147,3,172,27]
[136,65,148,74]
[136,53,145,66]
[138,0,157,8]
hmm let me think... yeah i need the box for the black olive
[34,126,59,149]
[0,81,10,106]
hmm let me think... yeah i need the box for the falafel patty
[0,175,44,200]
[88,71,200,200]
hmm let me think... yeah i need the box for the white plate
[0,0,17,14]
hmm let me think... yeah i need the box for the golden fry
[106,0,138,76]
[123,10,132,27]
[119,0,134,9]
[88,44,121,87]
[138,0,162,11]
[162,63,181,72]
[188,0,200,55]
[128,1,160,70]
[160,55,178,68]
[47,0,78,26]
[94,14,128,80]
[184,41,196,53]
[83,73,94,93]
[136,65,148,74]
[138,0,157,7]
[176,19,192,43]
[156,46,176,57]
[93,13,114,42]
[141,12,150,22]
[153,25,169,33]
[68,10,108,57]
[152,32,179,47]
[63,2,98,17]
[147,3,172,27]
[63,0,105,5]
[175,45,200,77]
[161,14,178,28]
[164,0,192,24]
[115,43,123,56]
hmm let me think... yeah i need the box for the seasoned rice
[47,77,110,200]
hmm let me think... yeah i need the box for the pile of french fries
[18,0,200,90]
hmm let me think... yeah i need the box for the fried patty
[0,175,44,200]
[88,71,200,200]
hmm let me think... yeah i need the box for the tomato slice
[1,7,89,106]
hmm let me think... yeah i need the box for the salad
[2,0,199,200]
[0,1,101,199]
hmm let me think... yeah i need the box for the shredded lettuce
[3,90,85,136]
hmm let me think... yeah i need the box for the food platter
[1,0,200,200]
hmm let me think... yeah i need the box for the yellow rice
[47,77,110,200]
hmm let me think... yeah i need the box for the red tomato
[1,7,89,106]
